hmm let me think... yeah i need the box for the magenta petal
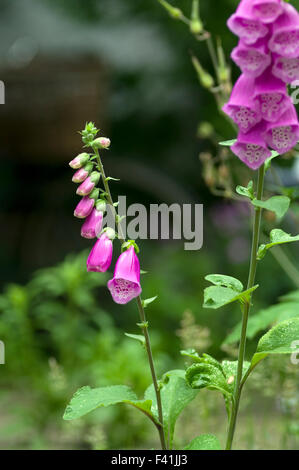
[87,233,113,272]
[254,68,290,122]
[76,177,95,196]
[72,168,89,183]
[264,105,299,154]
[223,74,261,133]
[231,39,271,77]
[252,0,283,24]
[231,122,271,170]
[227,0,268,45]
[74,196,95,219]
[81,209,103,239]
[272,55,299,83]
[268,3,299,58]
[107,246,142,305]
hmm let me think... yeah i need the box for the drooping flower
[223,74,261,133]
[272,55,299,83]
[252,0,283,24]
[231,121,271,170]
[227,0,269,45]
[231,39,271,77]
[264,105,299,153]
[76,172,101,196]
[107,246,142,305]
[74,189,99,219]
[69,153,90,169]
[253,67,290,122]
[268,3,299,58]
[87,230,114,273]
[81,200,106,239]
[72,163,93,183]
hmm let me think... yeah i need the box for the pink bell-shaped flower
[107,246,142,305]
[252,0,283,24]
[263,105,299,154]
[268,3,299,58]
[222,74,261,133]
[87,231,114,273]
[227,0,268,45]
[272,55,299,83]
[231,121,271,170]
[253,67,290,123]
[231,39,271,78]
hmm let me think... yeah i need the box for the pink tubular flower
[223,74,261,133]
[272,55,299,83]
[252,0,283,24]
[72,163,93,183]
[69,153,90,169]
[268,3,299,58]
[107,246,142,305]
[231,122,271,170]
[253,67,290,122]
[74,189,99,219]
[227,0,268,45]
[76,172,101,196]
[231,39,271,77]
[81,209,103,239]
[264,105,299,153]
[87,232,113,273]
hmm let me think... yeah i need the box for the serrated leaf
[251,317,299,369]
[63,385,155,424]
[145,370,198,449]
[142,296,158,308]
[205,274,243,292]
[224,300,299,344]
[219,139,236,146]
[203,285,258,309]
[184,434,221,450]
[236,181,254,199]
[257,229,299,260]
[124,333,145,346]
[252,196,290,219]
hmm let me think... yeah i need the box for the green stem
[225,164,265,451]
[93,147,166,450]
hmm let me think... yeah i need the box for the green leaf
[184,434,221,450]
[251,318,299,368]
[63,385,155,424]
[219,139,236,146]
[145,370,198,449]
[205,274,243,292]
[181,349,201,362]
[105,177,120,182]
[141,296,158,308]
[236,180,254,200]
[257,229,299,260]
[252,196,290,219]
[203,285,258,309]
[264,150,279,171]
[224,301,299,344]
[124,333,145,346]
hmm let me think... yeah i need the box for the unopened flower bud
[74,196,95,219]
[103,227,116,241]
[87,233,113,273]
[190,0,203,35]
[191,55,214,89]
[92,137,111,150]
[69,153,90,169]
[76,172,101,196]
[96,200,107,213]
[81,208,104,239]
[72,163,93,183]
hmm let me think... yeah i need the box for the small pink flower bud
[74,189,99,219]
[76,172,101,196]
[72,163,93,183]
[92,137,111,149]
[81,208,104,239]
[69,153,90,169]
[87,233,113,273]
[107,246,142,305]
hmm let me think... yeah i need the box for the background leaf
[257,229,299,260]
[252,196,290,219]
[184,434,221,450]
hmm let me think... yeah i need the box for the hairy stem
[225,164,265,451]
[93,147,166,450]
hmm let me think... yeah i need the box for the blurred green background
[0,0,299,450]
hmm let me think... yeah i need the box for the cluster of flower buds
[69,123,141,305]
[224,0,299,169]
